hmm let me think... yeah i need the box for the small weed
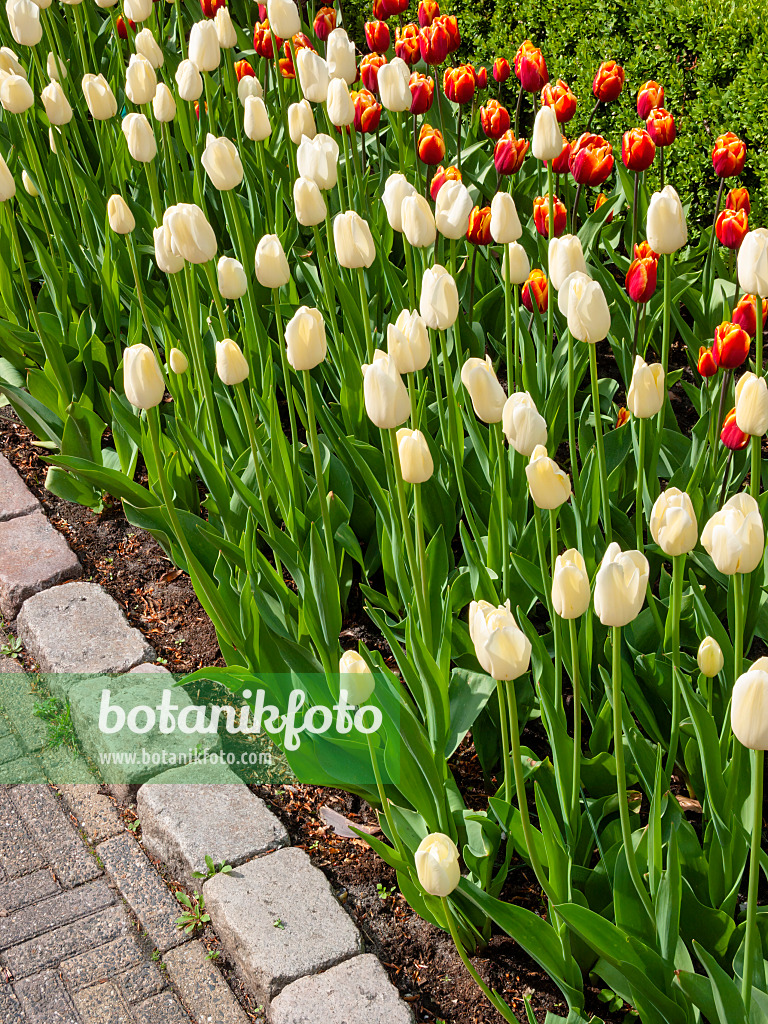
[205,949,220,961]
[175,891,210,934]
[376,882,395,901]
[127,818,141,834]
[150,949,161,961]
[273,918,285,929]
[33,696,77,751]
[192,855,233,881]
[1,635,22,659]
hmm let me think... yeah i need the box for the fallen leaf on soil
[675,794,702,812]
[319,805,381,838]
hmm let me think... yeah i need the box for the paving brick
[134,991,191,1024]
[0,672,48,752]
[163,940,249,1024]
[60,933,145,992]
[0,654,23,674]
[58,785,123,843]
[71,981,132,1024]
[3,905,130,980]
[0,756,45,785]
[0,788,45,878]
[117,959,167,1004]
[0,878,115,949]
[38,747,97,786]
[98,834,188,953]
[9,785,101,888]
[138,762,289,886]
[15,582,153,677]
[0,734,23,764]
[0,454,40,522]
[0,868,60,914]
[270,954,414,1024]
[0,511,82,619]
[0,975,25,1024]
[13,969,81,1023]
[203,848,363,1006]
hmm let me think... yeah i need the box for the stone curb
[0,456,414,1024]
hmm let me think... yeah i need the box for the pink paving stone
[0,454,40,522]
[0,511,81,619]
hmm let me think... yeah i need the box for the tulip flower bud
[326,77,354,126]
[548,235,586,291]
[563,274,610,343]
[627,355,665,418]
[20,169,36,197]
[649,487,698,556]
[713,321,750,369]
[466,206,491,245]
[461,356,506,424]
[396,428,433,483]
[152,225,183,274]
[715,208,748,251]
[214,7,236,47]
[479,98,510,140]
[0,48,26,77]
[625,255,658,304]
[121,112,157,162]
[409,70,434,115]
[314,5,336,42]
[365,19,390,54]
[533,194,566,238]
[540,78,577,123]
[238,75,263,106]
[7,0,42,47]
[293,175,326,227]
[698,346,717,378]
[107,194,135,235]
[135,27,164,68]
[296,131,337,188]
[552,549,591,619]
[733,293,768,338]
[415,833,460,897]
[721,407,750,451]
[637,80,663,119]
[338,650,374,705]
[254,233,291,288]
[285,305,327,370]
[149,83,175,123]
[286,100,315,147]
[420,264,459,330]
[175,59,203,101]
[333,211,376,269]
[737,228,768,297]
[443,64,475,105]
[268,0,300,38]
[522,268,548,313]
[646,107,676,147]
[420,21,449,67]
[435,179,472,240]
[125,53,157,105]
[40,80,71,125]
[0,155,16,201]
[532,105,562,161]
[402,193,436,248]
[163,203,217,264]
[429,164,460,200]
[378,56,412,112]
[622,128,655,172]
[646,185,687,255]
[569,132,613,186]
[526,444,571,509]
[592,59,624,102]
[493,57,510,83]
[469,599,531,680]
[735,371,768,436]
[360,53,385,94]
[712,131,746,178]
[362,350,410,429]
[418,123,445,165]
[494,129,529,176]
[383,173,417,233]
[123,344,165,409]
[124,0,152,21]
[594,543,649,627]
[327,27,356,84]
[502,391,547,456]
[169,348,189,374]
[506,242,531,285]
[731,669,768,750]
[387,309,430,374]
[550,135,571,174]
[217,255,247,300]
[394,24,419,65]
[189,19,220,72]
[697,637,723,678]
[702,493,764,575]
[489,192,522,244]
[514,40,547,93]
[215,338,249,385]
[0,74,33,112]
[296,48,329,104]
[201,133,244,190]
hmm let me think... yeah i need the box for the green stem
[497,421,509,601]
[413,482,431,651]
[388,428,430,636]
[664,554,685,778]
[568,618,581,843]
[533,504,553,621]
[504,244,513,391]
[272,287,299,466]
[366,732,408,862]
[357,268,373,360]
[546,162,554,375]
[751,293,763,497]
[549,509,562,705]
[589,343,612,543]
[567,330,579,498]
[742,746,764,1013]
[653,252,673,476]
[303,368,337,583]
[635,416,647,549]
[496,679,512,805]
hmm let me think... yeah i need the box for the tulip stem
[546,162,554,375]
[413,481,431,651]
[456,106,462,171]
[403,238,417,311]
[504,244,513,390]
[705,177,726,304]
[568,618,582,844]
[588,343,612,543]
[549,509,562,705]
[570,183,583,235]
[311,224,342,356]
[356,268,374,361]
[303,368,338,585]
[256,143,275,234]
[742,746,764,1013]
[664,554,685,779]
[184,263,223,471]
[127,236,160,360]
[635,415,647,549]
[496,680,512,805]
[365,732,407,863]
[566,331,580,500]
[532,505,553,623]
[272,288,299,470]
[514,284,521,394]
[612,626,655,924]
[751,293,763,497]
[496,422,509,601]
[388,427,430,642]
[439,330,482,547]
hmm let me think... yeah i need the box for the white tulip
[646,184,687,255]
[502,391,547,456]
[701,493,764,575]
[593,543,649,627]
[649,487,698,556]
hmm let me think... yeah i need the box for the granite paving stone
[203,847,364,1005]
[0,453,40,521]
[3,905,130,979]
[0,878,115,949]
[60,933,146,992]
[0,975,25,1024]
[117,959,167,1004]
[9,785,101,888]
[0,755,45,785]
[163,940,250,1024]
[0,672,48,752]
[0,788,45,878]
[0,868,60,914]
[134,991,192,1024]
[13,969,81,1023]
[71,981,133,1024]
[0,734,23,764]
[58,784,123,843]
[0,511,82,619]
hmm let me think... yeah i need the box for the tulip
[243,96,270,142]
[402,194,437,249]
[502,391,546,456]
[378,56,411,112]
[418,0,439,26]
[153,83,176,122]
[326,77,354,126]
[387,309,430,373]
[532,105,562,161]
[526,443,571,509]
[493,57,510,83]
[215,338,249,385]
[435,179,472,239]
[569,132,613,186]
[252,20,274,60]
[169,348,189,374]
[20,170,35,197]
[214,7,237,48]
[736,372,768,436]
[326,27,356,84]
[506,242,531,285]
[443,64,475,105]
[594,543,649,627]
[697,637,724,677]
[494,130,528,175]
[362,350,410,429]
[296,47,329,104]
[267,0,300,38]
[124,344,165,409]
[238,76,263,105]
[637,80,663,119]
[175,59,203,101]
[360,53,386,94]
[163,203,217,264]
[338,650,374,705]
[125,54,157,106]
[153,225,184,274]
[563,275,610,343]
[728,187,750,214]
[731,669,768,749]
[429,164,459,199]
[252,233,290,288]
[713,131,746,178]
[733,293,768,338]
[124,0,151,20]
[296,132,337,187]
[646,185,687,255]
[0,48,25,77]
[200,0,226,17]
[533,194,566,238]
[592,60,624,102]
[115,14,135,38]
[646,107,676,148]
[701,493,764,574]
[420,264,459,329]
[469,599,532,680]
[365,19,390,53]
[395,24,421,66]
[625,255,658,304]
[415,833,460,897]
[622,128,655,172]
[436,13,460,52]
[40,80,71,125]
[548,235,586,291]
[121,112,157,163]
[649,487,698,556]
[0,155,15,202]
[479,98,510,140]
[721,408,750,451]
[396,428,433,483]
[419,21,449,66]
[8,0,41,46]
[540,78,577,122]
[382,173,416,233]
[135,28,164,68]
[549,549,591,621]
[737,229,768,297]
[716,209,748,250]
[234,58,256,82]
[217,256,247,300]
[313,6,336,42]
[201,133,243,191]
[461,355,506,423]
[713,321,750,369]
[627,355,665,418]
[0,74,33,112]
[550,135,571,174]
[352,89,381,133]
[490,192,522,244]
[514,40,548,92]
[293,176,326,227]
[107,194,135,235]
[288,99,317,145]
[466,206,492,246]
[417,123,445,165]
[333,211,376,269]
[285,305,327,371]
[189,20,220,72]
[698,346,718,378]
[409,70,434,114]
[522,269,547,313]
